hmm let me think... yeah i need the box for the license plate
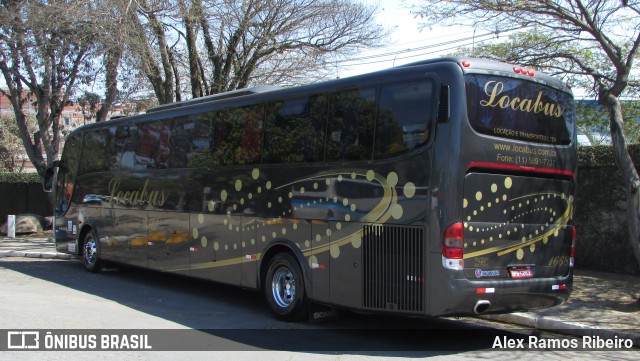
[509,266,533,279]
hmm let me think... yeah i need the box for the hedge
[578,144,640,167]
[0,172,42,184]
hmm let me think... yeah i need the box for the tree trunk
[180,0,203,99]
[96,48,122,122]
[605,93,640,272]
[134,0,175,104]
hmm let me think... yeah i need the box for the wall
[0,182,51,224]
[575,145,640,275]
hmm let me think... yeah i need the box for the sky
[335,0,490,78]
[336,0,597,99]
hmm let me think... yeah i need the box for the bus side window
[263,95,326,164]
[182,114,214,168]
[326,88,376,161]
[114,124,137,170]
[375,81,433,159]
[238,106,264,165]
[169,117,190,168]
[157,120,172,168]
[78,129,111,174]
[135,122,161,169]
[212,105,263,166]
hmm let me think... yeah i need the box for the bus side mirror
[43,160,59,192]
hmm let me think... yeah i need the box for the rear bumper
[429,269,573,316]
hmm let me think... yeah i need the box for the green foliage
[578,144,640,167]
[0,172,42,184]
[576,100,640,145]
[76,91,103,124]
[0,113,37,172]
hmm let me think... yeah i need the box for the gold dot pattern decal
[404,182,416,198]
[184,167,424,272]
[462,174,573,264]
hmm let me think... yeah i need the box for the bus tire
[264,253,307,321]
[82,229,101,273]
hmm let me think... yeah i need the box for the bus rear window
[465,75,574,145]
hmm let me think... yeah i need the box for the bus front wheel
[82,230,101,273]
[264,253,307,321]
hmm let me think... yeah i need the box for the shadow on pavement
[0,258,535,355]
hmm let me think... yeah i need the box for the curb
[0,250,74,260]
[483,313,640,347]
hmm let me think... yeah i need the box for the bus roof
[402,57,570,91]
[71,57,570,134]
[146,85,282,113]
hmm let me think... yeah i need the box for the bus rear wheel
[82,230,101,273]
[264,253,307,321]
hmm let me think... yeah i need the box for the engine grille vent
[363,224,425,312]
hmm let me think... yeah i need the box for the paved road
[0,257,636,360]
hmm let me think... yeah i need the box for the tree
[94,0,139,122]
[576,100,640,145]
[129,0,386,104]
[413,1,640,270]
[77,92,102,125]
[0,0,100,179]
[0,0,133,185]
[0,113,37,172]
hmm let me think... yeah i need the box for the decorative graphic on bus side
[462,174,573,264]
[100,168,572,272]
[184,167,417,271]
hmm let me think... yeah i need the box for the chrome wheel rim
[271,267,296,308]
[84,236,97,266]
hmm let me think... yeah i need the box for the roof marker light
[461,60,471,68]
[513,67,521,73]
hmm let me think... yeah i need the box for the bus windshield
[465,74,574,145]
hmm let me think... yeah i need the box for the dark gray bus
[44,57,576,320]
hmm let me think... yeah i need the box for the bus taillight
[570,226,576,267]
[442,222,464,270]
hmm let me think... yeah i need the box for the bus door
[148,208,191,274]
[107,197,148,268]
[52,134,81,254]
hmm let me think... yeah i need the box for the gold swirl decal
[181,168,408,272]
[464,192,572,260]
[462,174,573,262]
